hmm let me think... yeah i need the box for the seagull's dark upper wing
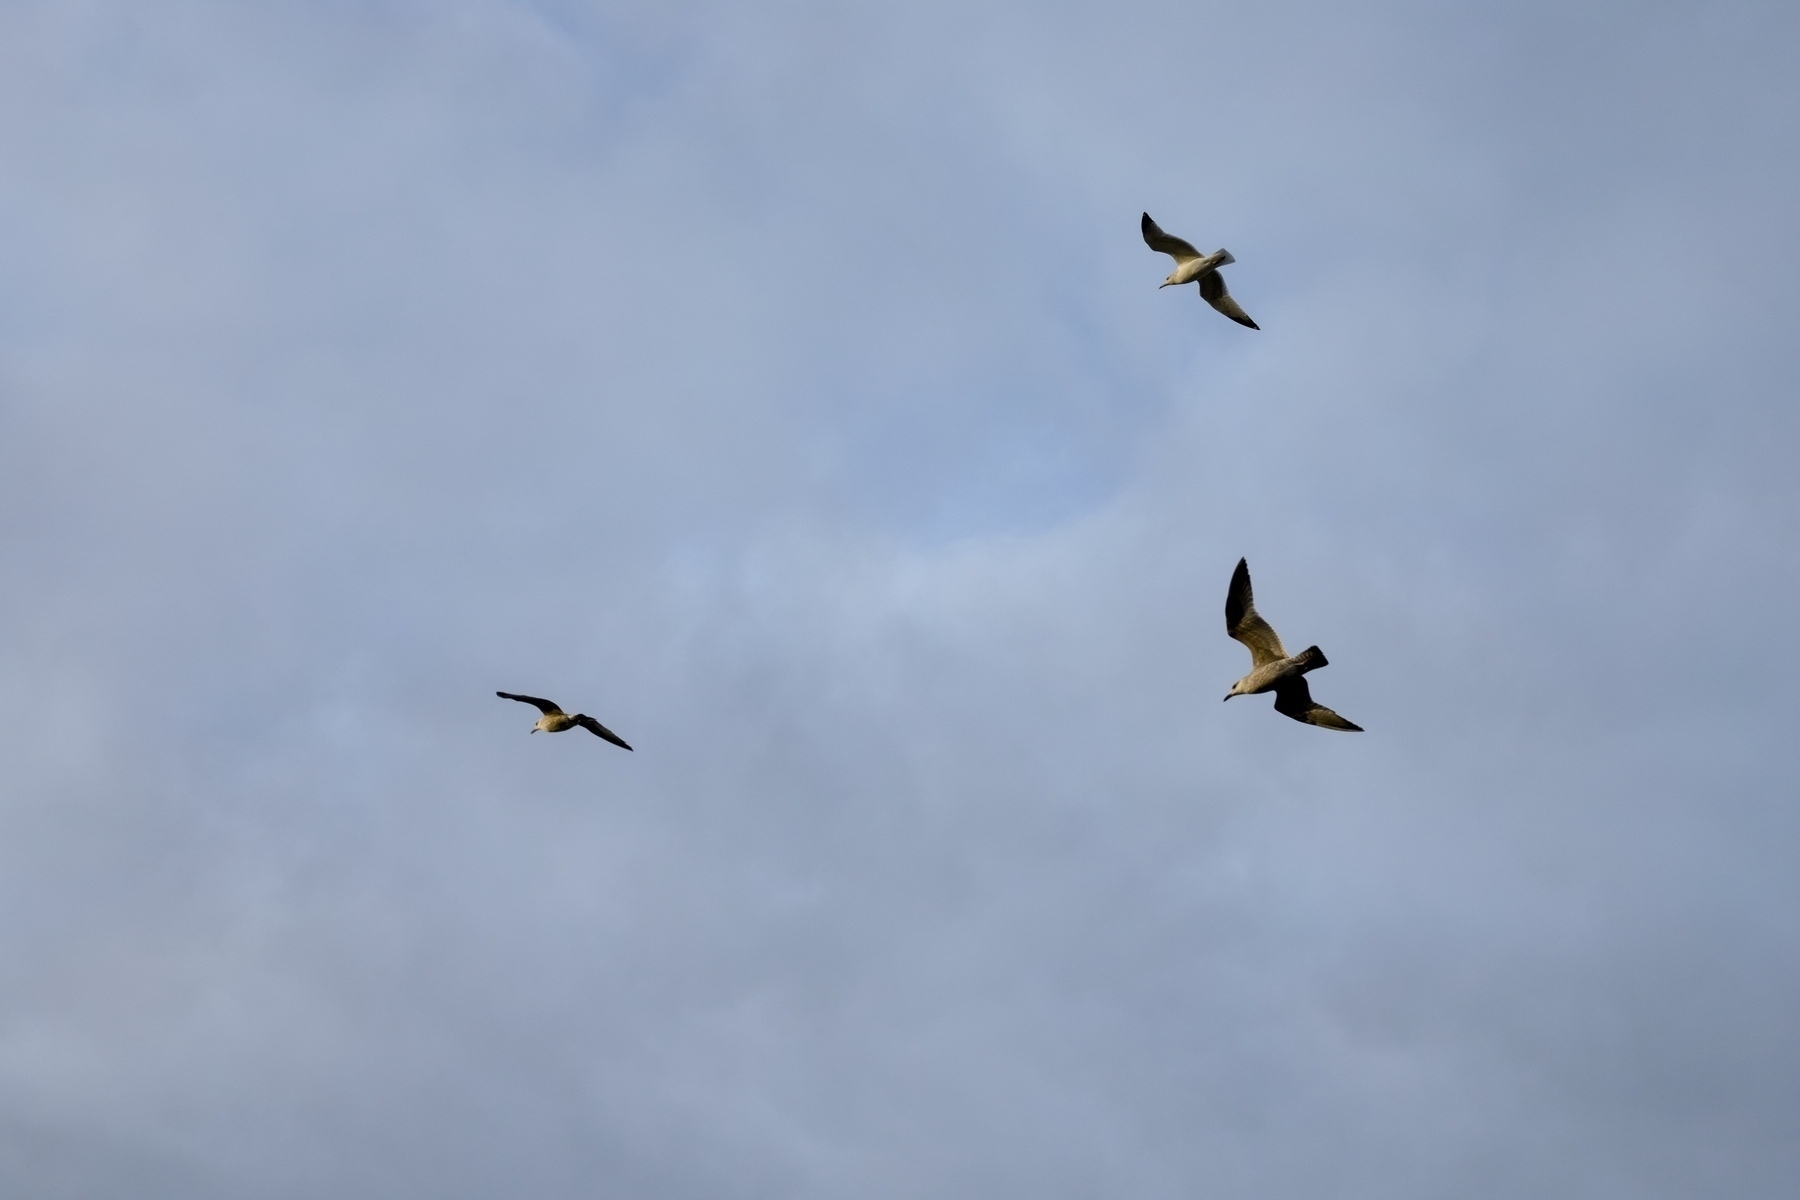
[497,691,563,715]
[1225,558,1287,668]
[1272,676,1363,731]
[1141,212,1202,263]
[573,714,633,751]
[1199,270,1259,329]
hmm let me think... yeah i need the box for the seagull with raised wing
[1142,212,1259,329]
[497,692,633,749]
[1222,559,1361,731]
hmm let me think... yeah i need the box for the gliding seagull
[496,692,633,749]
[1222,559,1361,731]
[1141,212,1259,329]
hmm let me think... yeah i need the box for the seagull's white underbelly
[1240,659,1302,695]
[1173,258,1221,287]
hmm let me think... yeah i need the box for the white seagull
[1222,559,1361,731]
[1141,212,1259,329]
[497,692,633,749]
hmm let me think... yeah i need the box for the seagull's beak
[1159,280,1173,288]
[1223,693,1233,702]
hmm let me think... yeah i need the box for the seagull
[496,692,633,749]
[1222,559,1361,731]
[1141,212,1259,329]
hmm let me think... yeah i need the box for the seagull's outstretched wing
[1200,271,1259,329]
[1272,675,1362,731]
[1142,212,1202,264]
[497,691,564,715]
[1225,558,1287,668]
[574,714,633,751]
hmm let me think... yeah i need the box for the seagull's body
[1141,212,1259,329]
[1222,559,1361,731]
[496,692,633,749]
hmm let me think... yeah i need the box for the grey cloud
[0,1,1797,1197]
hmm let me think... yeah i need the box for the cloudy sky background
[1,1,1797,1195]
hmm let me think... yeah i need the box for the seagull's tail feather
[1213,249,1237,266]
[1291,645,1328,674]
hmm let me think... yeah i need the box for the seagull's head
[1160,274,1179,288]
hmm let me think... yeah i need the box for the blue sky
[1,2,1797,1196]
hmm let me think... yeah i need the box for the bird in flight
[496,692,633,749]
[1222,559,1361,731]
[1141,212,1259,329]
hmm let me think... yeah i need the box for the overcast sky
[1,1,1797,1196]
